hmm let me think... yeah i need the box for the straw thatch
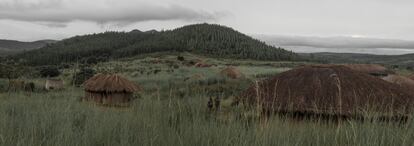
[242,65,414,117]
[220,66,243,79]
[83,74,141,105]
[84,74,140,92]
[409,74,414,80]
[343,64,394,76]
[382,75,414,90]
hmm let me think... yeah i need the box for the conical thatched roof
[83,74,140,93]
[343,64,394,76]
[242,65,414,116]
[220,66,243,79]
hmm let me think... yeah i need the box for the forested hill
[12,23,299,65]
[0,39,55,56]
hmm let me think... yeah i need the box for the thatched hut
[343,64,394,76]
[83,74,141,106]
[220,66,243,79]
[242,65,414,118]
[45,79,64,90]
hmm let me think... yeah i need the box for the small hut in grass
[83,74,141,106]
[343,64,394,77]
[220,66,243,79]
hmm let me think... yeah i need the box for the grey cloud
[0,0,221,26]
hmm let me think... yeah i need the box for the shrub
[72,68,96,86]
[177,56,185,61]
[39,66,61,78]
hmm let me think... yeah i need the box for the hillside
[12,23,299,65]
[0,39,56,56]
[301,52,414,69]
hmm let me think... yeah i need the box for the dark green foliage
[0,63,26,79]
[0,39,55,56]
[14,24,300,66]
[177,56,185,61]
[301,52,414,68]
[72,68,95,86]
[39,66,60,78]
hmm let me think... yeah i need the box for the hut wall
[85,91,132,105]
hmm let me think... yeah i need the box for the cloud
[0,0,222,26]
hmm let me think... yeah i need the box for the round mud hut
[220,66,243,79]
[242,65,414,118]
[83,74,141,106]
[343,64,394,77]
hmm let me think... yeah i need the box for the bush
[0,64,25,79]
[72,68,95,86]
[0,79,7,92]
[177,56,185,61]
[39,66,61,78]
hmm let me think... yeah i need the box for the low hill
[12,23,299,65]
[0,39,56,56]
[301,52,414,69]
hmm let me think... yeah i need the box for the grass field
[1,53,414,145]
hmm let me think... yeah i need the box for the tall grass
[0,87,413,146]
[1,55,413,145]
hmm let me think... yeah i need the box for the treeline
[13,23,300,65]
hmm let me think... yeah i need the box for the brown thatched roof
[409,74,414,80]
[242,65,414,116]
[382,75,414,91]
[220,66,243,79]
[83,74,140,93]
[343,64,394,76]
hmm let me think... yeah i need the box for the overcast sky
[1,0,414,42]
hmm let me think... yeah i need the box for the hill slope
[0,39,55,56]
[13,23,299,65]
[301,52,414,69]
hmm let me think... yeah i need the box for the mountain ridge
[12,23,299,65]
[0,39,57,56]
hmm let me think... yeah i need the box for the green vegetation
[1,89,414,146]
[13,24,300,66]
[1,53,413,145]
[0,39,55,56]
[302,52,414,70]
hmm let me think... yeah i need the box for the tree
[13,23,300,66]
[39,66,60,78]
[72,68,95,86]
[0,63,26,79]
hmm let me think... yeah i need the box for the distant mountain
[0,39,56,56]
[12,23,299,65]
[300,52,414,69]
[255,35,414,55]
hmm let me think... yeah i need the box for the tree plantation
[13,24,299,66]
